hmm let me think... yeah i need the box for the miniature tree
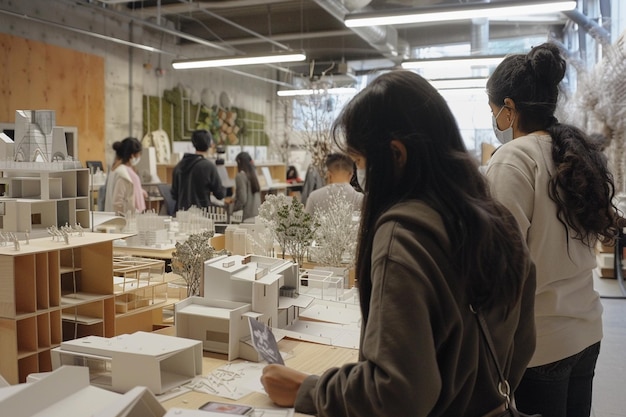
[257,194,292,256]
[171,230,227,297]
[258,194,318,264]
[312,187,359,267]
[275,198,318,265]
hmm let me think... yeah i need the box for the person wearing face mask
[304,152,363,217]
[492,104,515,145]
[485,43,623,417]
[261,71,536,417]
[104,137,146,215]
[171,129,225,212]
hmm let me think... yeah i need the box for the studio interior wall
[0,0,277,167]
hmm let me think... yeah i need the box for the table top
[112,233,226,259]
[161,338,358,416]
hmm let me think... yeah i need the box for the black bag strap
[470,304,512,408]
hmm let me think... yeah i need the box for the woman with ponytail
[486,42,619,417]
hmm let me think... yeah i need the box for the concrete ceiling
[97,0,571,77]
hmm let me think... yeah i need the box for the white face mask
[492,106,514,145]
[356,168,366,190]
[130,156,141,166]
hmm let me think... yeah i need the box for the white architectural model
[14,110,69,162]
[0,132,14,161]
[51,332,202,395]
[0,110,86,236]
[224,222,273,256]
[0,366,166,417]
[175,254,314,361]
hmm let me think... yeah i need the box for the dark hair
[325,153,354,174]
[112,137,142,164]
[191,129,213,152]
[487,42,618,246]
[287,165,299,179]
[333,70,528,319]
[235,152,260,193]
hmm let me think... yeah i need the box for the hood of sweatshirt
[374,200,451,253]
[176,153,205,174]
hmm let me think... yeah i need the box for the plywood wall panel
[0,33,105,165]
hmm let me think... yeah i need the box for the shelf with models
[0,233,173,384]
[0,232,125,384]
[0,167,91,233]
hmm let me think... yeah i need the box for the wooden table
[161,338,359,416]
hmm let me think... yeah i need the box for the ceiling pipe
[123,0,294,18]
[70,0,233,53]
[195,7,291,51]
[563,8,611,46]
[312,0,404,62]
[205,29,354,47]
[0,7,176,55]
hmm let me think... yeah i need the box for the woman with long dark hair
[261,70,536,416]
[485,42,620,417]
[230,151,261,222]
[104,137,145,215]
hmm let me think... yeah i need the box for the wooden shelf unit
[157,161,286,188]
[0,232,172,384]
[0,167,91,232]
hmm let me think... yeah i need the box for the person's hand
[223,197,233,204]
[261,364,308,407]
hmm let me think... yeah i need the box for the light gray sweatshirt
[486,133,602,367]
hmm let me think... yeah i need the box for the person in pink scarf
[104,137,146,215]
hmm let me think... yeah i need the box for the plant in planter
[311,187,359,268]
[171,230,228,297]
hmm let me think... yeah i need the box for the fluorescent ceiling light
[277,87,357,97]
[172,52,306,69]
[345,1,576,27]
[429,78,488,90]
[401,55,506,70]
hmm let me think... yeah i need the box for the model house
[175,254,314,361]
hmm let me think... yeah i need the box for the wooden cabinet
[224,162,287,191]
[157,161,287,188]
[0,233,172,384]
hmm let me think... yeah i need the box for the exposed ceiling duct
[312,0,408,63]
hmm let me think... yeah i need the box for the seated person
[286,165,303,194]
[171,130,225,212]
[286,165,302,183]
[305,153,363,216]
